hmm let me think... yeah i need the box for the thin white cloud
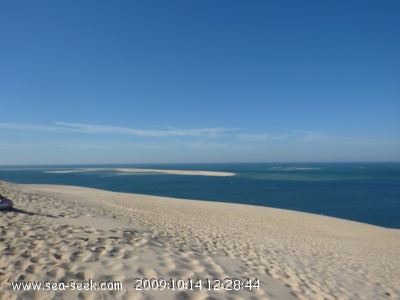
[0,122,236,138]
[0,123,388,148]
[0,123,71,133]
[237,133,291,142]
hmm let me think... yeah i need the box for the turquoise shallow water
[0,162,399,229]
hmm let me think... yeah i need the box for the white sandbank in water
[44,168,235,177]
[1,181,399,300]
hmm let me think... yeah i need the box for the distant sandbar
[44,168,235,177]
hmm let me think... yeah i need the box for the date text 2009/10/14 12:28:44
[133,278,260,291]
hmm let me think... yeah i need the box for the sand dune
[1,181,399,299]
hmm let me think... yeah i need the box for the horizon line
[1,161,399,167]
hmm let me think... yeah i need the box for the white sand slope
[1,181,399,300]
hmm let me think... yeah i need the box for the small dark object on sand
[0,195,13,211]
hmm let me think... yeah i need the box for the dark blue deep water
[1,163,399,229]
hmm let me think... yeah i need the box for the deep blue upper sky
[1,1,399,164]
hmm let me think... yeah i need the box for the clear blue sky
[1,0,399,164]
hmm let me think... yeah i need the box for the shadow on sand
[1,207,57,218]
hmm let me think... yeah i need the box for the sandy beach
[1,180,399,300]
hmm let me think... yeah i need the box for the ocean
[0,162,399,229]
